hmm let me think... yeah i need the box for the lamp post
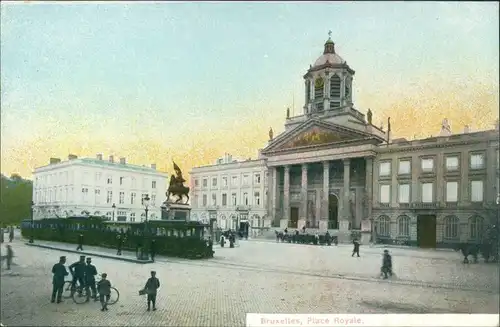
[112,203,116,221]
[29,201,35,243]
[140,194,150,260]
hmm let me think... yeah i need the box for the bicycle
[71,277,120,305]
[62,279,84,299]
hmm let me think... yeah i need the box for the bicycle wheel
[62,281,73,299]
[107,287,120,305]
[72,287,90,304]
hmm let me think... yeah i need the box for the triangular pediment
[263,119,372,153]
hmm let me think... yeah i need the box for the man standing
[116,233,123,256]
[381,249,393,279]
[76,233,84,251]
[144,271,160,311]
[149,239,156,262]
[51,256,68,303]
[69,256,86,295]
[84,257,98,301]
[352,238,360,257]
[8,227,14,243]
[4,245,14,270]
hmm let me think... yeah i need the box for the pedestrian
[144,271,160,311]
[116,234,123,256]
[4,244,14,270]
[352,239,360,257]
[9,228,14,243]
[76,233,84,251]
[84,257,98,301]
[220,234,225,248]
[51,256,68,303]
[69,255,86,295]
[97,273,112,311]
[381,249,393,279]
[149,239,156,262]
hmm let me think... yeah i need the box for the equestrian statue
[166,161,190,204]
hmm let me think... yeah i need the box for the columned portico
[340,158,351,230]
[299,164,308,229]
[319,161,329,232]
[281,165,291,228]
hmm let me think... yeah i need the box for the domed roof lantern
[324,30,335,54]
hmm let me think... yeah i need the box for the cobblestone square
[1,238,498,326]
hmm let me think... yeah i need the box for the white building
[32,154,168,222]
[190,154,269,234]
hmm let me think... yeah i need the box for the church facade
[190,37,499,247]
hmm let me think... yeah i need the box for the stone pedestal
[360,232,371,245]
[339,220,350,231]
[280,219,288,229]
[298,219,306,230]
[162,202,191,221]
[319,220,328,233]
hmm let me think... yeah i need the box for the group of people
[219,231,236,248]
[0,226,15,244]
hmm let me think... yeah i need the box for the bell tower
[303,32,355,115]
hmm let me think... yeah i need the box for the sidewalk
[25,241,153,264]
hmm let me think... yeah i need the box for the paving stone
[1,238,498,327]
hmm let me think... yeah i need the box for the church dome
[312,37,345,67]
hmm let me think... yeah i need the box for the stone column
[340,158,351,231]
[270,167,279,227]
[365,157,375,241]
[299,164,308,229]
[281,165,290,228]
[319,161,330,232]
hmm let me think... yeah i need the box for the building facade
[190,36,500,247]
[32,154,168,222]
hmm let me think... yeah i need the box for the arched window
[469,216,484,240]
[345,79,351,98]
[443,216,459,239]
[219,214,226,229]
[330,75,341,98]
[397,215,410,237]
[314,78,324,99]
[376,216,391,237]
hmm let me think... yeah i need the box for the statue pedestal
[339,220,350,231]
[162,202,191,221]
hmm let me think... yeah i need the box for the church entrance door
[328,194,339,229]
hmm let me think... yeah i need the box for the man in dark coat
[149,239,156,262]
[9,227,14,243]
[51,256,68,303]
[76,233,84,251]
[69,255,86,295]
[116,233,123,256]
[84,257,98,301]
[144,271,160,311]
[4,244,14,270]
[352,239,360,257]
[381,249,393,279]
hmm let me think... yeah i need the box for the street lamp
[112,203,116,221]
[139,194,151,260]
[29,201,35,243]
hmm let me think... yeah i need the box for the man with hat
[69,255,86,295]
[143,271,160,311]
[381,249,393,279]
[51,256,68,303]
[84,257,98,301]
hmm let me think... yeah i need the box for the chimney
[96,153,103,160]
[109,155,114,163]
[464,125,471,133]
[119,157,126,164]
[68,154,78,160]
[50,158,61,164]
[151,163,156,170]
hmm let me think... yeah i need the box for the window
[231,193,237,206]
[222,177,228,187]
[151,194,156,206]
[254,173,261,184]
[130,213,136,222]
[107,191,112,204]
[254,192,260,206]
[379,162,391,177]
[398,184,410,203]
[202,194,207,206]
[152,181,156,189]
[243,192,249,205]
[379,185,390,203]
[119,192,124,204]
[195,179,199,187]
[376,216,391,237]
[444,216,459,239]
[446,156,459,171]
[470,153,484,170]
[231,176,238,187]
[95,189,101,204]
[445,182,458,202]
[95,173,101,182]
[421,158,434,172]
[107,176,112,184]
[397,215,410,236]
[222,193,227,206]
[315,77,324,99]
[398,160,411,175]
[211,193,216,206]
[345,82,350,98]
[202,179,208,187]
[330,75,341,98]
[469,216,484,240]
[306,80,311,100]
[242,175,249,185]
[421,183,433,203]
[131,192,136,205]
[470,180,483,202]
[120,177,124,185]
[131,177,136,188]
[141,193,148,205]
[212,178,217,187]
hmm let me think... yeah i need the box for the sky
[1,1,499,179]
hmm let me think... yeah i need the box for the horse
[455,242,493,264]
[166,184,190,204]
